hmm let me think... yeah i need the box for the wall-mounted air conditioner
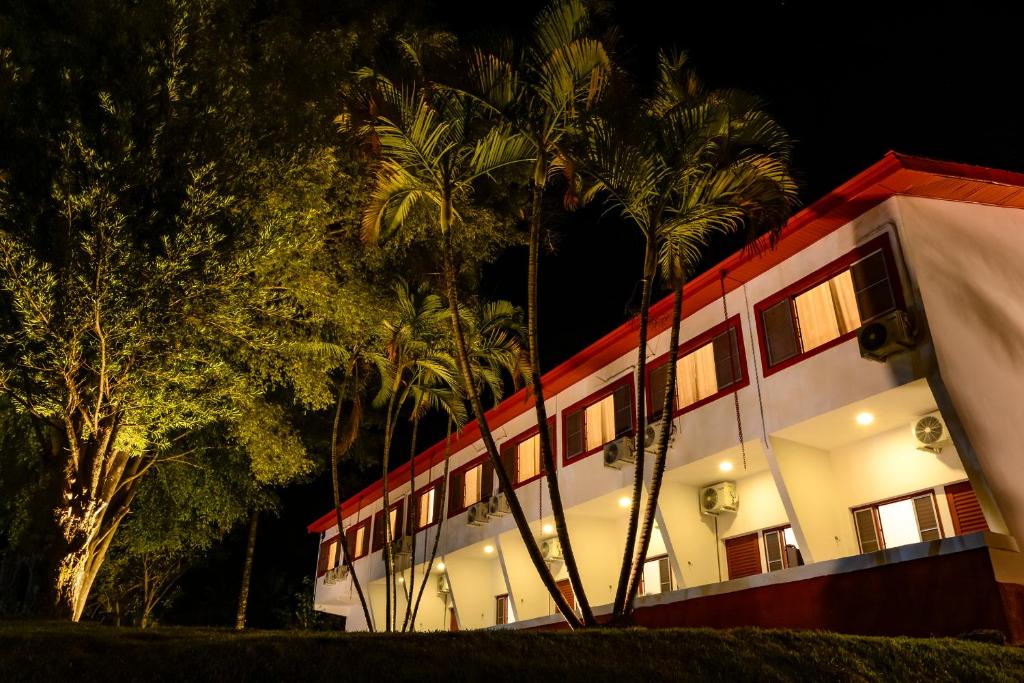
[541,537,563,562]
[467,501,489,526]
[912,411,952,452]
[603,436,635,469]
[488,493,511,517]
[858,310,915,361]
[700,481,738,515]
[644,421,676,452]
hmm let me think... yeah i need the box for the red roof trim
[307,152,1024,533]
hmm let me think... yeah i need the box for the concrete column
[654,481,719,588]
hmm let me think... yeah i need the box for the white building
[308,153,1024,639]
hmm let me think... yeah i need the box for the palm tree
[355,77,585,628]
[461,0,611,625]
[580,50,797,619]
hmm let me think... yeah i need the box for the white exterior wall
[314,194,1021,630]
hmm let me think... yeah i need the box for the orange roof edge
[307,152,1024,534]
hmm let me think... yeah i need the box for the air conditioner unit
[912,411,952,452]
[540,537,563,562]
[603,436,635,469]
[436,574,450,596]
[858,310,915,361]
[488,493,511,517]
[467,501,489,526]
[644,421,676,452]
[700,481,738,515]
[324,565,350,585]
[394,535,413,557]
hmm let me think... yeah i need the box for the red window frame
[560,373,636,467]
[753,233,905,377]
[446,453,491,518]
[644,314,748,419]
[371,498,405,553]
[501,417,556,489]
[345,518,372,560]
[762,524,795,572]
[495,593,510,625]
[317,534,340,577]
[411,477,445,532]
[851,488,945,552]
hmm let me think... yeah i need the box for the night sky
[169,0,1024,627]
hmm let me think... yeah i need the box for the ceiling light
[436,561,446,571]
[618,496,631,508]
[541,523,554,535]
[719,461,734,472]
[856,411,875,426]
[397,576,404,583]
[483,544,494,554]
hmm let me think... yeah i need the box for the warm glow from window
[463,465,482,508]
[793,270,861,352]
[517,434,542,482]
[325,539,338,570]
[483,544,495,554]
[353,526,366,558]
[855,411,875,426]
[584,395,618,451]
[387,508,398,542]
[719,461,734,472]
[418,487,436,527]
[876,499,920,549]
[618,496,631,508]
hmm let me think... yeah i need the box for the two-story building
[307,153,1024,640]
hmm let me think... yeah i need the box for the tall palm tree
[355,77,585,628]
[461,0,611,625]
[580,50,797,619]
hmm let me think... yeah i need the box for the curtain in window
[830,270,862,332]
[794,280,841,350]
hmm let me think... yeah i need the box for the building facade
[307,153,1024,640]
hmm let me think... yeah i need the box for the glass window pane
[794,280,842,351]
[676,353,699,408]
[463,466,480,508]
[850,251,895,321]
[877,499,921,549]
[762,300,800,365]
[517,434,540,482]
[830,270,862,333]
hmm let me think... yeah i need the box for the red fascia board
[308,152,1024,533]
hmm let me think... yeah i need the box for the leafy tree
[0,0,353,619]
[579,50,797,619]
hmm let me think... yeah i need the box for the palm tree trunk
[623,277,684,615]
[440,218,582,629]
[381,383,400,632]
[234,509,259,630]
[402,414,420,631]
[330,376,374,631]
[612,236,657,617]
[408,418,454,630]
[526,158,596,626]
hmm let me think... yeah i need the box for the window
[413,481,445,531]
[648,317,745,417]
[756,235,901,374]
[345,520,371,560]
[639,555,673,596]
[762,526,802,572]
[551,578,575,615]
[500,418,555,486]
[317,536,340,577]
[853,491,943,554]
[447,457,493,517]
[562,377,633,463]
[495,594,510,625]
[945,481,989,536]
[724,532,762,580]
[371,499,405,552]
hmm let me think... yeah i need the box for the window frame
[446,453,491,518]
[495,593,510,625]
[345,518,372,560]
[560,373,636,467]
[851,488,945,553]
[317,534,340,577]
[371,498,406,553]
[500,418,556,489]
[411,477,445,532]
[762,524,798,572]
[754,233,905,377]
[645,314,748,419]
[638,553,674,596]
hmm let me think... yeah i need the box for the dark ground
[2,621,1023,682]
[169,0,1024,627]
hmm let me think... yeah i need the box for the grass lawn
[1,621,1022,682]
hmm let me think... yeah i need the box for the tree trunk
[623,278,684,615]
[439,217,582,629]
[235,509,259,630]
[329,376,374,631]
[52,503,105,621]
[525,156,596,626]
[612,236,657,618]
[402,415,420,631]
[408,419,454,630]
